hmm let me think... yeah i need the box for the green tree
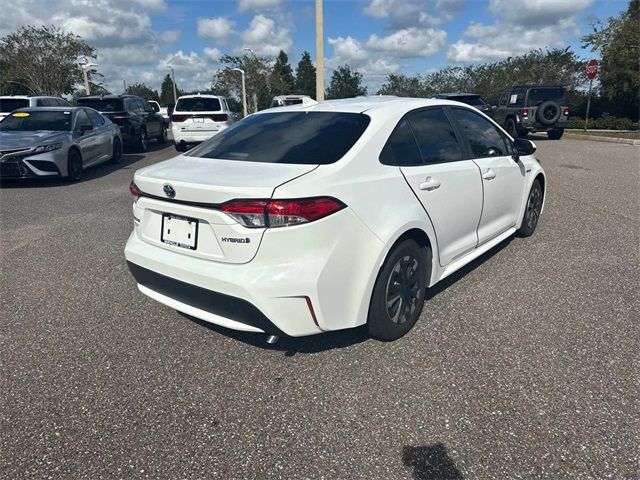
[582,0,639,120]
[0,25,95,96]
[295,51,316,98]
[125,82,160,101]
[211,53,272,114]
[160,73,179,105]
[269,50,295,96]
[326,65,367,99]
[377,74,428,97]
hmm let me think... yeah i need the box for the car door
[448,107,525,244]
[140,98,160,137]
[86,108,112,162]
[386,108,484,267]
[74,109,99,164]
[493,92,510,126]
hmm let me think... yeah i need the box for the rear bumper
[171,125,227,145]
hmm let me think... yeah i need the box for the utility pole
[232,68,248,118]
[122,79,126,93]
[81,63,97,95]
[315,0,324,101]
[167,66,177,103]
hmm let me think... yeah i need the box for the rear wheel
[517,179,543,237]
[547,128,564,140]
[368,240,429,341]
[111,138,123,164]
[175,142,187,152]
[157,126,167,144]
[67,149,83,181]
[134,128,148,153]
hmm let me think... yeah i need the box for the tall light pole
[232,68,248,118]
[167,65,177,103]
[315,0,324,101]
[122,79,126,93]
[81,63,97,95]
[243,48,258,113]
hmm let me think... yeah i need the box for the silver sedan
[0,107,122,181]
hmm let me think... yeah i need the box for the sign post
[584,59,598,132]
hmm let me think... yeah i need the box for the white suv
[0,96,70,121]
[171,95,233,151]
[126,97,545,342]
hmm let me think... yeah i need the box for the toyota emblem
[163,184,176,198]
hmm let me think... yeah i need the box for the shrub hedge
[568,113,639,130]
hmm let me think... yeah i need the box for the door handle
[482,169,496,180]
[419,176,441,191]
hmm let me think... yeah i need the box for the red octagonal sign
[586,59,598,80]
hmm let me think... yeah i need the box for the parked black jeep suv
[77,95,166,152]
[493,85,569,140]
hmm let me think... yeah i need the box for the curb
[565,133,640,146]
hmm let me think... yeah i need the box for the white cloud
[240,14,293,56]
[161,30,181,43]
[328,36,369,62]
[363,0,463,28]
[203,47,223,62]
[238,0,286,12]
[197,17,236,43]
[367,27,447,57]
[326,36,401,80]
[490,0,594,27]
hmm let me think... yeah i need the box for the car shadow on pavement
[180,313,369,356]
[403,444,464,480]
[0,142,173,188]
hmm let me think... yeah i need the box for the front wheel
[111,138,123,164]
[547,128,564,140]
[368,240,430,341]
[517,179,543,237]
[67,149,83,181]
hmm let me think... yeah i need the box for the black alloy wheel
[136,129,148,153]
[368,240,429,341]
[505,118,518,138]
[67,149,83,181]
[111,138,123,164]
[517,179,543,237]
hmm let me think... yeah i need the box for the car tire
[175,143,187,152]
[67,149,83,182]
[367,239,430,341]
[517,179,543,237]
[157,127,167,144]
[111,138,123,164]
[505,118,519,138]
[134,128,148,153]
[536,101,561,126]
[547,128,564,140]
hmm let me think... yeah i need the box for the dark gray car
[0,107,122,181]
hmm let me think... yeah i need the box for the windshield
[526,88,565,106]
[0,111,72,131]
[175,97,221,112]
[187,112,370,165]
[0,99,29,113]
[77,98,124,112]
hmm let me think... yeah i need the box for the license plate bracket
[161,214,198,250]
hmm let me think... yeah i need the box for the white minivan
[171,95,233,152]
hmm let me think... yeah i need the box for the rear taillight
[220,197,345,228]
[129,181,140,198]
[563,107,570,116]
[209,114,228,122]
[521,108,529,118]
[171,114,187,122]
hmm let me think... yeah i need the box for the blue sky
[0,0,627,93]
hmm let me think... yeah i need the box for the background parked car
[171,94,233,152]
[148,100,170,125]
[76,95,166,152]
[0,107,122,181]
[432,93,493,117]
[269,95,316,108]
[0,95,70,121]
[493,85,570,139]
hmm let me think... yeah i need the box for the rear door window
[77,98,124,112]
[176,97,221,112]
[379,119,422,166]
[187,112,370,165]
[406,108,464,164]
[449,107,510,158]
[86,109,105,126]
[75,110,93,130]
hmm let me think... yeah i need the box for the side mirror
[513,138,536,159]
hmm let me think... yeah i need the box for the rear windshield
[187,112,371,165]
[271,98,304,107]
[0,99,29,113]
[76,98,124,112]
[526,88,565,106]
[0,111,72,131]
[175,97,221,112]
[454,96,485,107]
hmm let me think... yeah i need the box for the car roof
[0,95,65,99]
[177,94,225,99]
[258,96,472,115]
[78,95,139,100]
[433,93,482,98]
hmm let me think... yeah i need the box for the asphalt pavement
[1,137,638,479]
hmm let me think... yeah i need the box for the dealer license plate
[161,214,198,250]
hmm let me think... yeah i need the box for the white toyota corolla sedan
[125,97,545,342]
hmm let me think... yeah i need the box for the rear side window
[77,98,124,112]
[380,119,422,166]
[0,99,29,112]
[406,108,463,164]
[86,109,105,125]
[187,112,370,165]
[75,110,92,129]
[526,88,565,106]
[449,108,510,158]
[176,97,221,112]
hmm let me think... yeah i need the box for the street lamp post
[232,68,248,118]
[81,63,97,95]
[167,65,177,103]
